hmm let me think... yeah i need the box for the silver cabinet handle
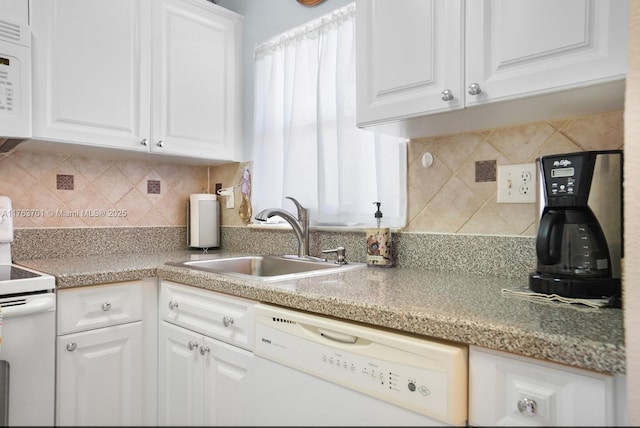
[468,83,482,95]
[199,346,210,356]
[156,140,164,148]
[223,316,234,327]
[517,397,537,416]
[441,89,454,101]
[101,302,111,311]
[140,138,148,146]
[168,301,179,310]
[188,341,199,351]
[66,342,77,352]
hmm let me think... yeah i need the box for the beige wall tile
[0,110,622,236]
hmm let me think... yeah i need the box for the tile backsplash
[0,111,623,237]
[406,110,623,236]
[0,152,212,228]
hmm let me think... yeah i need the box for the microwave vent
[0,19,21,43]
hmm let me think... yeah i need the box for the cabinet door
[56,322,144,426]
[465,0,629,107]
[469,346,621,426]
[158,321,204,426]
[203,337,254,426]
[356,0,464,125]
[150,0,242,161]
[30,0,151,151]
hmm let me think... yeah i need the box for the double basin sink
[167,254,366,282]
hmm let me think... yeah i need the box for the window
[252,3,406,228]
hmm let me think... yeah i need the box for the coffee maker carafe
[529,150,623,300]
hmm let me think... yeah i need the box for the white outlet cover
[496,163,537,203]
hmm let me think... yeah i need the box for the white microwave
[0,15,31,150]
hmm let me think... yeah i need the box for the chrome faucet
[255,196,310,258]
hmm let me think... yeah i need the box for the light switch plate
[497,163,537,203]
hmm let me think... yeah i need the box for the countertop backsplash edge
[12,226,536,278]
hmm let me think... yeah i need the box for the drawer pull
[66,342,77,352]
[101,302,112,311]
[223,316,234,327]
[517,397,537,416]
[168,301,179,310]
[199,346,210,356]
[188,341,199,351]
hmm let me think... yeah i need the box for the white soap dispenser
[366,202,393,267]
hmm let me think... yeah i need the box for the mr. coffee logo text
[553,159,573,167]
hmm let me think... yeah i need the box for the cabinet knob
[101,302,111,311]
[468,83,482,96]
[223,316,234,327]
[168,301,179,310]
[188,341,199,351]
[66,342,77,352]
[140,138,148,146]
[156,140,164,148]
[441,89,454,101]
[199,346,210,356]
[517,397,537,416]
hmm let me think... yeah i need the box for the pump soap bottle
[366,202,393,267]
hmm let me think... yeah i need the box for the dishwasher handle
[318,328,358,344]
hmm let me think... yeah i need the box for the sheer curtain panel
[252,2,406,228]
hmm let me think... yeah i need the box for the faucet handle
[321,246,347,265]
[285,196,308,220]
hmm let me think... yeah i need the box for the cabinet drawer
[160,281,255,351]
[57,281,144,335]
[469,346,622,426]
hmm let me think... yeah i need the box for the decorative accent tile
[147,180,161,194]
[56,174,74,190]
[475,160,496,182]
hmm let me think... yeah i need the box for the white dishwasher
[252,303,468,426]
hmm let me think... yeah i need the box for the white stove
[0,196,56,426]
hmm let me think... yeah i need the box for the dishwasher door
[251,303,468,426]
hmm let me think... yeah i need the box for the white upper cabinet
[30,0,242,162]
[356,0,464,124]
[356,0,629,138]
[464,0,629,107]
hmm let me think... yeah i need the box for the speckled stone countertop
[15,249,625,375]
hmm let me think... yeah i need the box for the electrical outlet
[497,163,537,203]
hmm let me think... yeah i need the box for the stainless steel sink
[166,255,366,282]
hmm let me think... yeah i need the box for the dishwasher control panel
[253,303,468,426]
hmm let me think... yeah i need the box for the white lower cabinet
[158,321,254,426]
[56,322,144,425]
[158,280,256,426]
[469,346,627,426]
[56,280,158,426]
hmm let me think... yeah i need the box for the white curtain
[252,2,406,228]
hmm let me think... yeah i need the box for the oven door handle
[1,295,55,318]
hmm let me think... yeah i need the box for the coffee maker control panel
[541,153,590,207]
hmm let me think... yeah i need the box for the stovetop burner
[0,265,41,281]
[0,264,55,295]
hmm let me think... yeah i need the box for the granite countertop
[15,249,625,375]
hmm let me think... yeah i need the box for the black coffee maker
[529,150,623,302]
